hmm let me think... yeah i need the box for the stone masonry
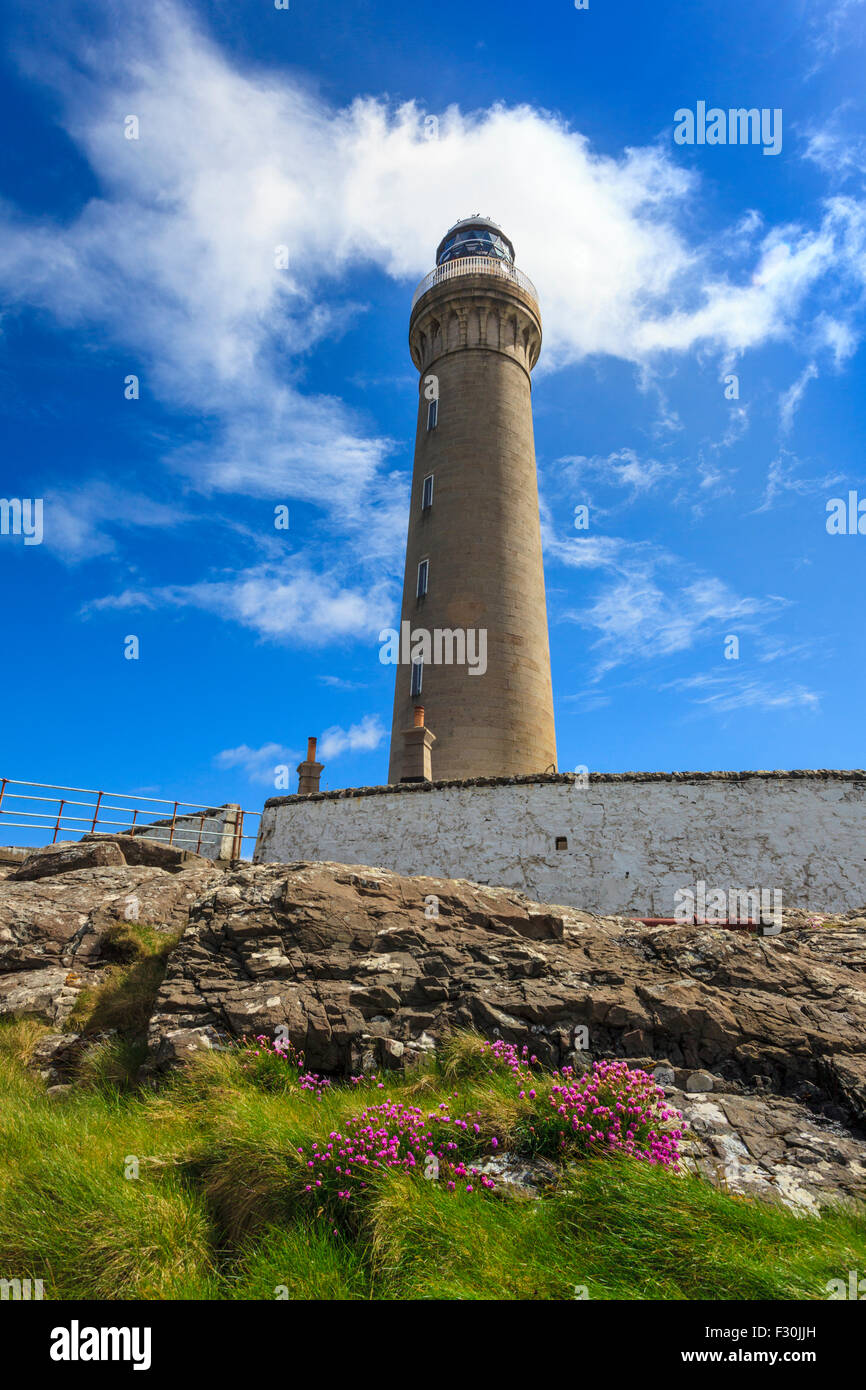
[387,233,557,782]
[256,769,866,916]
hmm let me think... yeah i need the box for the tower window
[411,660,423,696]
[421,474,434,510]
[427,398,438,430]
[416,558,429,598]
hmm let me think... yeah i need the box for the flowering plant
[296,1097,495,1202]
[480,1039,683,1167]
[237,1033,331,1098]
[232,1033,684,1214]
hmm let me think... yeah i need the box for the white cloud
[3,1,865,427]
[215,720,386,779]
[4,0,866,654]
[215,742,300,785]
[803,121,866,182]
[778,363,819,434]
[319,715,387,761]
[85,562,395,646]
[572,574,772,677]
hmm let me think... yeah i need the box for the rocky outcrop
[665,1083,866,1214]
[0,839,221,1025]
[9,839,129,882]
[147,862,866,1103]
[2,847,866,1210]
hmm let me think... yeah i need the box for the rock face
[148,862,866,1102]
[0,839,221,1025]
[672,1085,866,1215]
[2,846,866,1210]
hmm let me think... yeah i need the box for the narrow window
[416,558,429,598]
[427,398,438,430]
[421,473,434,510]
[411,660,423,696]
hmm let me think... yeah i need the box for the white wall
[254,774,866,915]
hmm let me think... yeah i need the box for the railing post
[168,801,178,846]
[90,790,103,834]
[195,813,204,855]
[52,800,65,844]
[232,809,244,860]
[0,778,7,817]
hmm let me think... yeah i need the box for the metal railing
[411,256,538,309]
[0,778,260,859]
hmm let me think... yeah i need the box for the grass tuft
[0,1028,863,1300]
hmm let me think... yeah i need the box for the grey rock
[10,840,127,881]
[686,1070,715,1093]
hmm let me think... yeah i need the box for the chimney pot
[297,736,324,795]
[400,713,435,782]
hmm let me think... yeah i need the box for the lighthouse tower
[387,216,557,783]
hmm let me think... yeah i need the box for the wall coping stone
[263,769,866,809]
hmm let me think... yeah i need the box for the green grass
[0,1020,863,1301]
[65,920,182,1042]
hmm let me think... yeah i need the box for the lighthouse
[387,216,557,782]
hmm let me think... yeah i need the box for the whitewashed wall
[254,774,866,915]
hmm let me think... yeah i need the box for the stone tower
[387,216,557,783]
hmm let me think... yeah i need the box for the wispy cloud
[754,448,844,514]
[36,483,197,563]
[779,363,819,434]
[547,529,783,680]
[807,0,866,70]
[803,117,866,183]
[663,672,821,715]
[318,675,369,690]
[555,449,675,500]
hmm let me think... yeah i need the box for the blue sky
[1,0,865,833]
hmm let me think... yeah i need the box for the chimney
[296,736,324,795]
[400,706,436,782]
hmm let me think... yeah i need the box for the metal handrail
[0,777,224,809]
[411,256,538,309]
[0,820,234,849]
[0,776,260,858]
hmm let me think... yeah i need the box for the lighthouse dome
[435,216,515,266]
